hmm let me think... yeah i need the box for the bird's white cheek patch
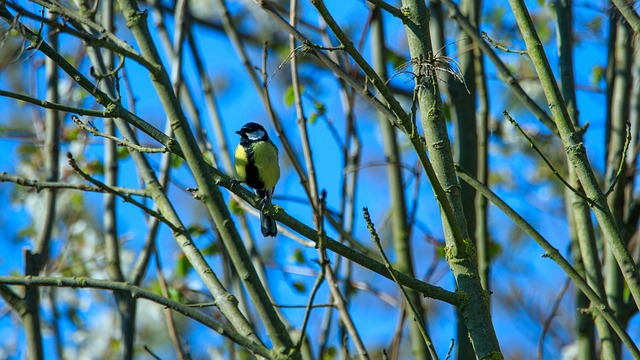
[247,129,266,141]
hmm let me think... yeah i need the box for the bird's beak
[235,130,243,135]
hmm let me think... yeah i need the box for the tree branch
[0,276,277,359]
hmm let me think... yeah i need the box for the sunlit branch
[316,193,369,359]
[0,276,275,359]
[437,0,556,132]
[365,0,409,21]
[66,152,185,235]
[3,1,156,70]
[503,111,591,205]
[537,278,571,360]
[294,269,325,353]
[605,120,632,197]
[610,0,640,34]
[28,0,157,70]
[0,6,179,153]
[507,0,640,310]
[363,207,438,359]
[456,165,640,358]
[72,116,168,153]
[0,90,115,118]
[0,172,150,197]
[481,32,528,55]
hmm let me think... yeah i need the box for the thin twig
[455,165,640,357]
[436,0,556,132]
[72,115,168,153]
[144,346,163,360]
[610,0,640,35]
[66,152,185,235]
[0,7,179,152]
[155,240,191,360]
[294,270,325,353]
[0,172,149,197]
[537,278,570,360]
[7,0,459,304]
[482,32,528,55]
[503,111,592,204]
[317,289,335,358]
[0,90,116,117]
[0,276,274,358]
[253,0,403,127]
[605,120,632,196]
[259,42,314,203]
[274,303,334,309]
[390,52,470,94]
[388,302,407,359]
[444,339,455,360]
[318,192,369,360]
[365,0,409,21]
[289,0,320,212]
[363,207,438,360]
[272,41,345,82]
[27,0,155,69]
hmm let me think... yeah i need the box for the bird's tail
[260,211,277,237]
[258,189,277,237]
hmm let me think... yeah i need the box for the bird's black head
[236,122,269,143]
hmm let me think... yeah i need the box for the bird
[234,122,281,237]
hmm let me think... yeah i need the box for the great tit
[234,122,281,237]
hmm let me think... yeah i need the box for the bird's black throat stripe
[243,145,266,191]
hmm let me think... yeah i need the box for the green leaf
[291,281,306,293]
[442,102,451,122]
[116,147,130,160]
[66,127,81,141]
[314,101,326,115]
[284,85,295,107]
[187,224,208,237]
[309,112,318,125]
[291,248,305,264]
[321,347,337,360]
[168,287,182,302]
[387,50,405,69]
[87,159,104,175]
[202,241,219,256]
[17,225,36,240]
[176,254,191,277]
[69,193,84,211]
[489,241,502,260]
[150,280,162,295]
[17,143,38,156]
[591,65,605,85]
[170,154,184,169]
[229,199,244,215]
[585,17,603,34]
[436,242,446,258]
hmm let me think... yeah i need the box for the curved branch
[0,276,276,359]
[456,166,640,358]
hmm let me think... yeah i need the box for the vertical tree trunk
[372,6,431,360]
[399,1,503,357]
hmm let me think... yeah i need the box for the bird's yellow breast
[234,141,280,190]
[251,141,280,189]
[234,145,249,182]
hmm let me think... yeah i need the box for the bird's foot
[260,198,269,213]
